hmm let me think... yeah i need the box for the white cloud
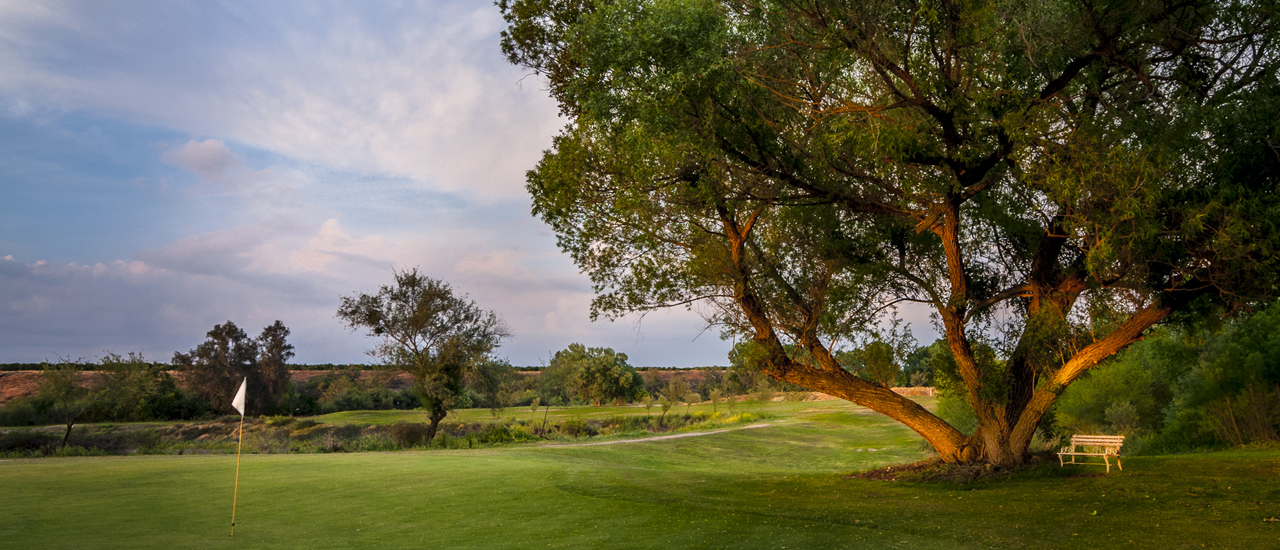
[0,1,562,200]
[0,1,738,367]
[161,139,239,182]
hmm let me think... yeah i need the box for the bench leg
[1116,457,1122,471]
[1103,455,1110,473]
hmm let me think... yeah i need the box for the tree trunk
[61,421,75,450]
[719,199,1171,466]
[425,409,447,443]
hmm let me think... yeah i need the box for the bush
[388,422,430,447]
[936,393,977,435]
[560,418,596,438]
[0,429,59,455]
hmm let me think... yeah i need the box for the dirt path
[539,422,776,448]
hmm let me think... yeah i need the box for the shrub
[560,418,596,438]
[388,422,430,447]
[0,429,58,454]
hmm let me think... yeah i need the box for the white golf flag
[231,377,247,416]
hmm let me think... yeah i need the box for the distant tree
[256,320,295,406]
[684,391,701,414]
[901,340,954,389]
[549,343,645,405]
[337,268,510,442]
[657,395,674,427]
[469,358,519,416]
[38,359,106,449]
[657,376,691,425]
[641,369,664,398]
[173,320,294,416]
[99,352,204,421]
[709,388,724,412]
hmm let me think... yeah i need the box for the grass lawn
[2,399,1278,549]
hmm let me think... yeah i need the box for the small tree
[684,392,701,415]
[337,268,509,442]
[469,358,518,417]
[855,341,900,388]
[657,395,674,427]
[99,352,199,421]
[709,388,723,413]
[38,360,106,449]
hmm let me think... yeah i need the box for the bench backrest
[1070,435,1125,448]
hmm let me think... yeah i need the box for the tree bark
[61,421,75,450]
[425,409,447,443]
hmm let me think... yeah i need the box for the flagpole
[230,377,247,537]
[232,413,243,536]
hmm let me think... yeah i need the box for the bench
[1058,435,1125,473]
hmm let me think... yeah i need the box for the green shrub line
[0,409,773,458]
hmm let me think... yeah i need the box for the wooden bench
[1058,435,1125,473]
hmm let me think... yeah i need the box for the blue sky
[0,0,735,366]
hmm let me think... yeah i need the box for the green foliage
[726,342,805,393]
[935,394,978,436]
[501,0,1280,461]
[902,340,951,387]
[544,343,644,406]
[337,268,510,438]
[1054,328,1194,437]
[289,371,423,416]
[1057,300,1280,453]
[172,320,294,415]
[98,352,210,421]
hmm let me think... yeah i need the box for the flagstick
[232,413,243,536]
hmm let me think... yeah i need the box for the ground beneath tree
[849,453,1094,483]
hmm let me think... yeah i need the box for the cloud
[161,139,238,182]
[0,1,562,200]
[287,219,396,273]
[0,2,739,367]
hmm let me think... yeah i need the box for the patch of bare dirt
[0,371,102,403]
[0,371,42,403]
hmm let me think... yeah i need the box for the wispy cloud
[0,1,738,366]
[0,0,561,199]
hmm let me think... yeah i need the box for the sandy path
[539,423,775,447]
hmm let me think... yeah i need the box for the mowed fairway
[3,399,1278,549]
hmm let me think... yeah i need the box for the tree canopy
[173,320,294,416]
[337,268,510,440]
[501,0,1280,464]
[547,343,645,405]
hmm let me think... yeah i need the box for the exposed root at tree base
[848,453,1084,483]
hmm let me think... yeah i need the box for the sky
[0,0,737,367]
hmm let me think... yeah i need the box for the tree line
[5,262,1276,458]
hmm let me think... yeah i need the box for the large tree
[337,269,510,441]
[501,0,1280,465]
